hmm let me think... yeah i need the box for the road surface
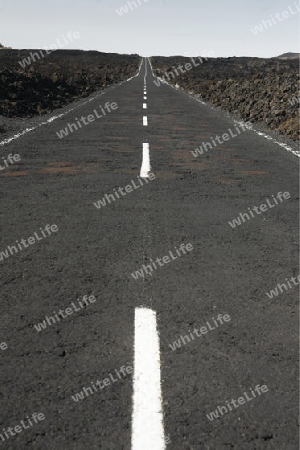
[0,57,298,449]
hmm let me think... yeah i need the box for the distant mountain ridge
[277,52,300,59]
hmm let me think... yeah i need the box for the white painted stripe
[132,307,165,450]
[143,103,147,109]
[143,116,148,126]
[231,119,300,157]
[144,96,147,100]
[0,114,65,147]
[140,143,151,177]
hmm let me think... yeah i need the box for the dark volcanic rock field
[151,56,299,140]
[0,49,140,118]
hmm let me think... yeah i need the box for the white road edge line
[143,116,148,126]
[132,307,165,450]
[140,143,151,177]
[143,103,147,109]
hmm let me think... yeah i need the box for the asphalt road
[0,57,298,450]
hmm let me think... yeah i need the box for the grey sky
[0,0,299,57]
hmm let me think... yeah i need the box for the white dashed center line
[140,61,151,177]
[132,307,165,450]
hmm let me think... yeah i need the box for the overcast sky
[0,0,299,57]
